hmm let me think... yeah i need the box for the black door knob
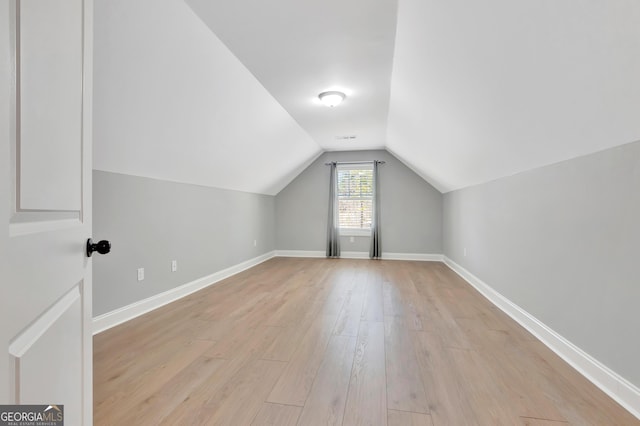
[87,238,111,257]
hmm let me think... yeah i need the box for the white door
[1,1,94,425]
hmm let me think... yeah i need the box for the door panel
[17,0,82,211]
[9,285,83,426]
[2,0,93,424]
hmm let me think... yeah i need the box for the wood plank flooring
[93,258,639,425]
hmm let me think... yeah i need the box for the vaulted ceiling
[93,0,640,194]
[185,0,397,152]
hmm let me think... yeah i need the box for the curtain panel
[369,160,381,259]
[326,162,341,258]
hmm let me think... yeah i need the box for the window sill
[339,229,372,237]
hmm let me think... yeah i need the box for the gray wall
[93,170,275,316]
[276,150,443,254]
[443,140,640,388]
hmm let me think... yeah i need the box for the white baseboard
[92,251,277,335]
[443,256,640,420]
[341,251,370,259]
[275,250,325,258]
[382,252,444,261]
[275,250,443,262]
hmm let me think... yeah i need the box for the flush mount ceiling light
[318,91,346,107]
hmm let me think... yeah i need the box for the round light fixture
[318,91,346,107]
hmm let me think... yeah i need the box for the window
[337,165,373,235]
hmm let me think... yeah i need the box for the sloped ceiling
[185,0,398,151]
[94,0,640,195]
[387,0,640,192]
[93,0,321,195]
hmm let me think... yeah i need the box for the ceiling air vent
[335,135,357,141]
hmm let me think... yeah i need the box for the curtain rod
[324,160,386,165]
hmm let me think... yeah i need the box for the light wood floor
[94,258,639,425]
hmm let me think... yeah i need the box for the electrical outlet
[463,248,467,257]
[349,236,355,243]
[137,268,144,281]
[171,260,177,272]
[253,240,257,247]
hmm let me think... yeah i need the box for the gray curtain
[326,162,340,258]
[370,160,381,259]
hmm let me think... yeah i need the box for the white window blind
[337,165,373,230]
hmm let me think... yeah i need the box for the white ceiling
[184,0,640,193]
[185,0,398,152]
[93,0,322,195]
[387,0,640,192]
[94,0,640,195]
